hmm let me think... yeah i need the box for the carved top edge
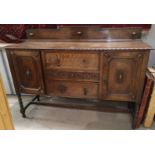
[5,40,152,50]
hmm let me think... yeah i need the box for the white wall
[0,46,15,94]
[143,24,155,67]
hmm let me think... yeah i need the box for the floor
[7,95,155,130]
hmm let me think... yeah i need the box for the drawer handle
[82,59,87,64]
[132,95,136,99]
[131,31,138,39]
[77,31,83,35]
[29,32,34,36]
[83,88,88,96]
[58,85,67,93]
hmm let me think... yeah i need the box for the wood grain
[5,40,152,50]
[26,27,143,40]
[46,80,99,99]
[144,83,155,128]
[10,50,45,94]
[0,75,14,130]
[5,27,152,128]
[43,51,99,71]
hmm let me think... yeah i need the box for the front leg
[132,101,140,129]
[16,92,26,118]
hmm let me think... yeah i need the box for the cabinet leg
[128,102,134,112]
[132,102,139,129]
[17,93,26,118]
[37,95,40,101]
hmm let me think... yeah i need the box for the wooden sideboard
[5,26,152,128]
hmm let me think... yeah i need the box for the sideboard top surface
[5,39,152,50]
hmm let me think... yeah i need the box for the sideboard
[5,26,152,128]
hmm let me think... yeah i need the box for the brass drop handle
[83,88,88,96]
[77,31,82,35]
[131,31,137,39]
[29,32,34,36]
[132,32,136,35]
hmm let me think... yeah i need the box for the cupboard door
[102,51,144,102]
[10,50,44,94]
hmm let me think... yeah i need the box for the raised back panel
[26,27,142,40]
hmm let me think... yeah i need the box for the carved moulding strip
[47,70,99,81]
[41,48,151,51]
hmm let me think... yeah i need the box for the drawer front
[46,81,99,99]
[43,51,99,71]
[45,70,99,82]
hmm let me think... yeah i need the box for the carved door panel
[102,51,143,102]
[10,50,44,94]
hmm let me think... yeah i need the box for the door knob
[119,73,123,80]
[25,69,31,78]
[117,72,124,83]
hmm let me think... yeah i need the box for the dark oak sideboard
[5,27,152,128]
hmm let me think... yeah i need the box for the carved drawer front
[46,81,99,99]
[42,51,99,71]
[102,51,144,101]
[46,70,99,82]
[10,50,44,94]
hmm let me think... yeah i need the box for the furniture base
[16,93,137,129]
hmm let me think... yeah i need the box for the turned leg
[128,102,134,112]
[37,95,40,101]
[132,101,141,129]
[16,92,26,118]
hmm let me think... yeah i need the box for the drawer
[43,51,99,71]
[46,81,99,99]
